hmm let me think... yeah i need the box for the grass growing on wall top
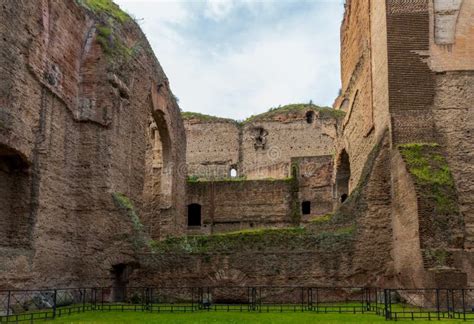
[181,111,237,124]
[149,226,354,254]
[398,143,458,214]
[80,0,131,23]
[244,103,345,123]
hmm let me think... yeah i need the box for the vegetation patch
[310,213,333,223]
[423,248,451,268]
[112,193,143,231]
[398,143,458,214]
[187,175,248,183]
[95,22,140,62]
[181,111,238,124]
[244,103,345,124]
[79,0,131,23]
[149,226,354,254]
[112,192,149,249]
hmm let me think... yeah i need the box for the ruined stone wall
[184,118,240,179]
[336,0,382,195]
[185,154,334,233]
[133,132,394,288]
[336,0,473,287]
[183,107,340,181]
[0,0,186,289]
[241,111,338,178]
[428,0,474,253]
[186,179,295,234]
[294,156,334,222]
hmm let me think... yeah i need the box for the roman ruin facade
[183,106,343,233]
[0,0,472,292]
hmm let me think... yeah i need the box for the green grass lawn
[44,311,467,323]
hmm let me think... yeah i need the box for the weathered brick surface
[0,0,186,288]
[187,180,294,234]
[184,120,240,179]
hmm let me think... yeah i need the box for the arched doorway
[335,149,351,204]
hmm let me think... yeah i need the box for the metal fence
[0,286,472,322]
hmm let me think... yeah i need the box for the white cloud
[204,0,237,21]
[114,0,343,120]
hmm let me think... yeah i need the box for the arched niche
[0,144,31,248]
[335,149,351,204]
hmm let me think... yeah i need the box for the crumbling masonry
[0,0,473,290]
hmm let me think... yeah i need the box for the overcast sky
[114,0,344,120]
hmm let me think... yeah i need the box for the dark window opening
[302,201,311,215]
[340,194,348,203]
[188,203,201,227]
[305,111,315,124]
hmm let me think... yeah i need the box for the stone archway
[142,84,176,239]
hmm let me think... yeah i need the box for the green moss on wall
[399,143,458,214]
[112,192,150,249]
[112,192,143,232]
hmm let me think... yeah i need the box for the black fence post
[384,289,390,320]
[301,287,304,312]
[436,288,440,320]
[53,289,57,319]
[150,288,154,312]
[461,289,466,321]
[94,288,98,310]
[101,288,104,310]
[82,288,86,313]
[315,288,319,313]
[6,290,11,317]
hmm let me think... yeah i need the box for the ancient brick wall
[241,110,338,178]
[133,133,395,288]
[336,0,381,194]
[186,179,295,234]
[293,156,334,221]
[184,118,240,179]
[0,0,186,288]
[385,0,436,144]
[183,107,339,181]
